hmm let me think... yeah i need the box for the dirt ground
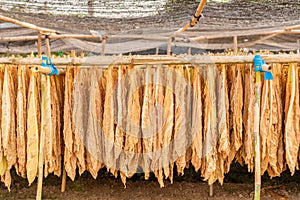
[0,166,299,200]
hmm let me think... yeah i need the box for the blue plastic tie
[41,56,59,76]
[253,55,273,80]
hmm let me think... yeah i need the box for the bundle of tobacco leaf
[0,65,64,190]
[0,62,299,191]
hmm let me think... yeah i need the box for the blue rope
[41,56,59,76]
[253,55,273,80]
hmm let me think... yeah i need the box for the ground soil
[0,165,299,200]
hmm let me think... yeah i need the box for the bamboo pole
[242,33,280,48]
[37,33,42,58]
[233,36,238,55]
[0,14,57,34]
[174,0,207,37]
[108,34,168,41]
[254,70,261,200]
[190,29,300,42]
[1,54,300,66]
[0,29,298,43]
[0,34,99,42]
[0,34,170,42]
[285,24,300,31]
[51,34,99,40]
[0,35,39,42]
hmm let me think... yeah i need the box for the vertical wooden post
[37,33,42,58]
[297,39,299,54]
[156,47,159,55]
[36,33,52,200]
[233,36,238,55]
[209,185,214,197]
[167,37,172,56]
[188,47,191,55]
[61,168,67,192]
[45,35,51,57]
[101,36,106,56]
[36,77,46,200]
[254,70,261,200]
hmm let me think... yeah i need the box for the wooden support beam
[51,34,99,40]
[0,14,57,34]
[0,34,100,42]
[0,29,298,44]
[190,29,300,42]
[0,35,39,42]
[242,33,280,48]
[174,0,207,36]
[285,24,300,31]
[108,34,168,41]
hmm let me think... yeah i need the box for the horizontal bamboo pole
[0,14,57,34]
[1,54,300,67]
[0,34,99,42]
[108,34,168,41]
[0,34,179,43]
[51,34,99,40]
[241,33,281,48]
[0,35,38,42]
[285,24,300,31]
[190,29,300,42]
[0,29,298,43]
